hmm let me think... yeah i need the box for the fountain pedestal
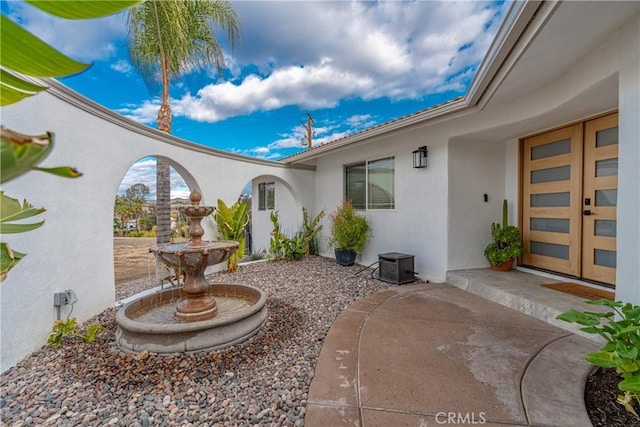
[115,189,268,354]
[150,189,238,322]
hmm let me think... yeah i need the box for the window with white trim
[345,157,395,210]
[258,182,275,210]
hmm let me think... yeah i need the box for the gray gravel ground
[1,256,398,426]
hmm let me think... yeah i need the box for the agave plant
[0,1,140,281]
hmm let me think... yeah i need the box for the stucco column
[615,14,640,304]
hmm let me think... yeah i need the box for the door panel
[521,113,618,286]
[522,124,583,276]
[582,113,618,284]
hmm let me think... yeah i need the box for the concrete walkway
[305,282,600,426]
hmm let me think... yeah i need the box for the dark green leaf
[580,326,604,335]
[620,375,640,393]
[556,309,601,326]
[619,358,640,373]
[586,299,623,309]
[583,310,615,318]
[586,350,617,368]
[616,341,639,360]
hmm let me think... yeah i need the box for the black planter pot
[335,249,357,266]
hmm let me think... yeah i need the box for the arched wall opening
[112,155,202,301]
[250,174,304,256]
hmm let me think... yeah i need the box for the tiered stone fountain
[116,189,267,354]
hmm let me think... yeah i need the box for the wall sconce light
[412,146,428,169]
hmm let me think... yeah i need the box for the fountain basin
[116,284,267,354]
[151,241,238,270]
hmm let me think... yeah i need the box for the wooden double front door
[522,113,618,286]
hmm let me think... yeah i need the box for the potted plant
[328,200,371,266]
[484,199,522,271]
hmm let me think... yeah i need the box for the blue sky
[2,0,510,199]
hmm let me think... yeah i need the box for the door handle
[583,210,592,216]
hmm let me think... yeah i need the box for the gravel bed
[1,256,397,426]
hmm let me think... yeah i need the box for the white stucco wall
[615,13,640,304]
[313,129,449,283]
[447,139,506,270]
[0,85,314,372]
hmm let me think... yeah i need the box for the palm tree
[126,0,239,243]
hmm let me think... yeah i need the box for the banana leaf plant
[213,199,249,273]
[0,0,141,281]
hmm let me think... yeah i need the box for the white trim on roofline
[283,0,553,164]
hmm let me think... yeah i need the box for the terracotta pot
[490,258,514,271]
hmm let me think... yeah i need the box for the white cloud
[117,100,160,124]
[111,59,132,74]
[118,1,507,125]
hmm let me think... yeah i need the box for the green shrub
[269,210,319,261]
[558,299,640,418]
[213,199,249,273]
[327,200,371,254]
[47,318,105,349]
[302,207,324,256]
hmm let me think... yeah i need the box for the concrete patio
[305,270,605,426]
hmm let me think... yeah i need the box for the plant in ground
[268,211,286,261]
[301,207,325,256]
[558,299,640,418]
[213,198,249,272]
[269,210,304,260]
[47,318,105,349]
[269,208,323,261]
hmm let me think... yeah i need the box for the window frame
[258,182,275,211]
[344,156,395,211]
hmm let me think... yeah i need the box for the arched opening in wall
[113,156,196,300]
[250,175,315,260]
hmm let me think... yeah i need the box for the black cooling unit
[377,252,416,284]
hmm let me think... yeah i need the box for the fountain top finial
[189,189,202,207]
